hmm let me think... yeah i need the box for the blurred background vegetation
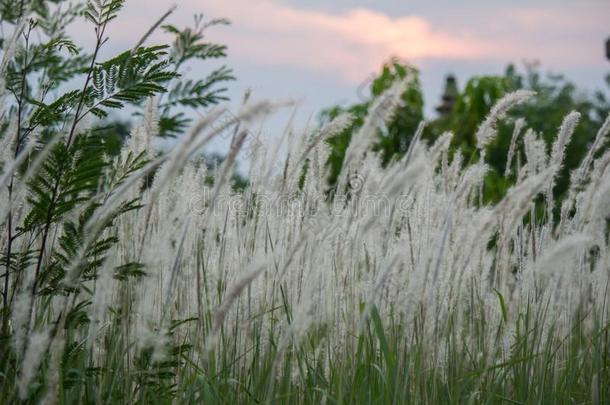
[322,56,610,208]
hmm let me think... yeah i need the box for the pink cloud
[114,0,488,82]
[99,0,608,83]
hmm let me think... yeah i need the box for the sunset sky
[83,0,610,152]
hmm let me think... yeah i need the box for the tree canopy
[322,59,610,207]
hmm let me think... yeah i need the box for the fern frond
[24,133,107,231]
[162,66,234,110]
[84,0,125,28]
[85,46,176,118]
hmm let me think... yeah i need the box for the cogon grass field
[0,1,609,404]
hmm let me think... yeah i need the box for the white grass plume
[475,90,535,151]
[505,118,526,177]
[18,329,51,399]
[338,78,410,191]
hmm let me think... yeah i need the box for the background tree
[432,63,610,205]
[322,59,424,188]
[323,59,610,209]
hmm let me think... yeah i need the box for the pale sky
[73,0,610,155]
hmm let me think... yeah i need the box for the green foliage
[432,63,610,204]
[23,133,107,231]
[324,60,610,207]
[164,71,233,110]
[442,74,514,155]
[163,16,230,67]
[323,58,424,186]
[83,0,124,28]
[0,3,234,403]
[87,45,176,118]
[158,15,235,137]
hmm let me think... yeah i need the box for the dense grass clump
[1,1,610,404]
